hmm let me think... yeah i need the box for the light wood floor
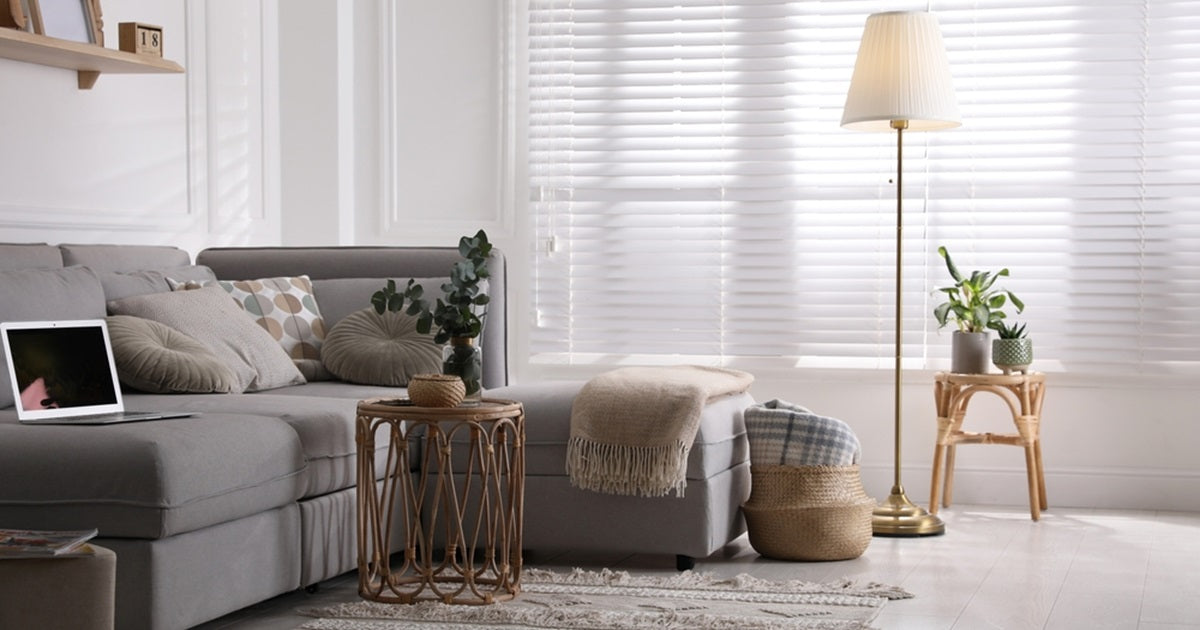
[195,505,1200,630]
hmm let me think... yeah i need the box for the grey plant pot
[993,337,1033,374]
[951,331,991,374]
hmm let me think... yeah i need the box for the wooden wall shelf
[0,27,183,89]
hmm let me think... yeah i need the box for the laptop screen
[2,320,125,420]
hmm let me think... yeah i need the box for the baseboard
[858,464,1200,513]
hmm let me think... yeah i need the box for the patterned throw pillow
[215,276,331,381]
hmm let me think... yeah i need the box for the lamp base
[872,485,946,537]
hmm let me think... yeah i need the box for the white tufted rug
[297,568,911,630]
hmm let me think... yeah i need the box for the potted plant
[933,246,1024,374]
[371,230,492,400]
[992,321,1033,374]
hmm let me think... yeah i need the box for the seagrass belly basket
[742,464,874,561]
[741,400,874,561]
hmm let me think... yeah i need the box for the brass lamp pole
[841,11,960,537]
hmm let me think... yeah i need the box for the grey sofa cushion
[322,308,442,387]
[120,390,397,498]
[59,244,190,272]
[0,266,107,409]
[106,315,237,394]
[97,265,218,302]
[0,410,307,538]
[107,286,306,393]
[310,277,443,330]
[0,244,62,270]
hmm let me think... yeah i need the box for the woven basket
[407,374,466,408]
[742,465,874,561]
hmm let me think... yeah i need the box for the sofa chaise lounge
[0,242,753,629]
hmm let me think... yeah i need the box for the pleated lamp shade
[841,11,961,132]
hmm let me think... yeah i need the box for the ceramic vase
[951,331,991,374]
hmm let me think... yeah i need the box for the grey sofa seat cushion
[0,266,107,409]
[0,410,306,539]
[488,383,752,481]
[265,380,406,401]
[124,390,396,498]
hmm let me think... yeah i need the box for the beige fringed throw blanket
[567,366,754,497]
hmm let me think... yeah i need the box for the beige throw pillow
[168,274,331,381]
[106,315,236,394]
[322,308,442,387]
[107,286,305,393]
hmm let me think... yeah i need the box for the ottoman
[0,544,116,629]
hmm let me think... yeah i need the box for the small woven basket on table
[407,374,466,408]
[742,464,874,561]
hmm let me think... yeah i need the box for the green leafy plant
[933,246,1025,333]
[370,230,493,344]
[994,321,1028,340]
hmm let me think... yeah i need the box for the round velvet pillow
[322,308,442,386]
[106,315,237,394]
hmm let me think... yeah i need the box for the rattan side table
[929,372,1047,521]
[355,397,525,605]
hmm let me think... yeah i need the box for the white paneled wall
[0,0,279,254]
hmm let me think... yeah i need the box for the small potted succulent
[933,246,1024,374]
[371,230,492,400]
[992,321,1033,374]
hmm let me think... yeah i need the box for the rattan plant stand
[355,397,525,605]
[929,372,1047,521]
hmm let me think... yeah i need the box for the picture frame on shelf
[0,0,25,30]
[19,0,43,33]
[30,0,102,45]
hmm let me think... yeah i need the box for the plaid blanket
[744,399,861,467]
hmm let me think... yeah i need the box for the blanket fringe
[566,436,691,497]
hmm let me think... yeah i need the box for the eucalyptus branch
[371,230,492,344]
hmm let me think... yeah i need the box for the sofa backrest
[0,243,195,409]
[196,246,509,389]
[0,243,64,271]
[59,243,191,272]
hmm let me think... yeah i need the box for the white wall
[1,1,1196,513]
[276,0,516,249]
[0,0,280,254]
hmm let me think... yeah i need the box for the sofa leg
[304,584,320,594]
[675,555,695,571]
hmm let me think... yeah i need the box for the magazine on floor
[0,528,98,558]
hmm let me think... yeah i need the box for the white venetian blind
[527,0,1200,377]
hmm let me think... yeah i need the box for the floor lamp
[841,11,960,537]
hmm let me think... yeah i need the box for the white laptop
[2,319,193,425]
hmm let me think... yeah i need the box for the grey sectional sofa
[0,243,752,630]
